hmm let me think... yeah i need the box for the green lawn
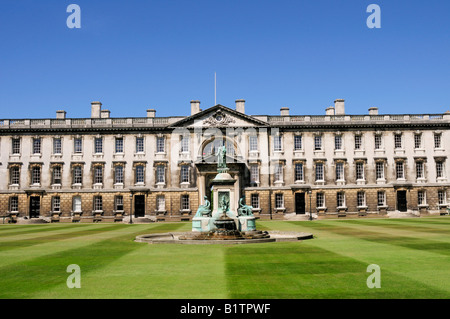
[0,217,449,299]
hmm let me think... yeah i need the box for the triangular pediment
[168,104,269,129]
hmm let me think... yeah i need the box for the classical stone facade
[0,99,449,222]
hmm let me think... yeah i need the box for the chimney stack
[334,99,345,115]
[368,107,379,115]
[101,109,110,118]
[325,106,335,116]
[56,110,66,119]
[91,101,102,118]
[147,109,156,118]
[190,100,200,115]
[280,107,290,116]
[235,99,246,114]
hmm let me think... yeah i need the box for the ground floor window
[157,195,165,211]
[115,196,124,211]
[73,196,82,212]
[181,195,190,210]
[275,193,284,208]
[94,196,103,211]
[52,196,60,212]
[251,193,260,209]
[377,191,386,206]
[9,196,18,212]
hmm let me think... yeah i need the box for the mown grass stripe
[0,224,93,237]
[225,241,448,298]
[0,224,159,270]
[0,224,131,252]
[0,223,187,299]
[277,220,450,296]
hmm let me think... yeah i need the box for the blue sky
[0,0,449,118]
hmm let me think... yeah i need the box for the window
[93,196,103,211]
[335,135,342,150]
[115,196,124,211]
[94,166,103,184]
[249,135,258,152]
[115,137,124,153]
[72,196,82,212]
[377,191,386,206]
[32,138,41,154]
[416,162,424,179]
[434,133,442,149]
[274,165,283,182]
[294,135,302,151]
[94,138,103,154]
[315,163,324,181]
[53,138,62,154]
[157,195,165,211]
[376,162,384,180]
[10,167,20,185]
[418,191,426,206]
[250,165,259,184]
[52,166,62,185]
[136,165,145,184]
[73,166,82,184]
[357,192,366,207]
[180,135,189,153]
[74,138,82,153]
[156,166,165,184]
[414,134,422,149]
[394,134,402,149]
[181,165,189,183]
[436,162,444,178]
[374,135,382,150]
[275,193,284,209]
[295,163,304,181]
[156,137,165,153]
[354,135,362,150]
[181,195,190,210]
[136,137,144,153]
[337,192,345,207]
[9,196,19,212]
[438,190,446,205]
[396,162,404,179]
[273,135,282,152]
[335,162,344,181]
[316,193,325,208]
[52,196,61,212]
[115,166,124,184]
[314,135,322,151]
[12,138,20,154]
[356,162,365,180]
[31,166,41,184]
[251,194,260,209]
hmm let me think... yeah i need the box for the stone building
[0,99,449,222]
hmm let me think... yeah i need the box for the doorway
[397,190,407,212]
[29,196,40,218]
[134,195,145,217]
[295,193,306,214]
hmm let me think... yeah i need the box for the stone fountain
[135,144,313,244]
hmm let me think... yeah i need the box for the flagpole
[214,72,217,105]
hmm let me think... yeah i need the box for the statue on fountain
[238,196,254,217]
[216,144,227,172]
[194,196,211,217]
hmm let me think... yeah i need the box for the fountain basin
[135,231,313,245]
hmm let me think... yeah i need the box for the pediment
[168,105,269,129]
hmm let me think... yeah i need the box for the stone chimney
[334,99,345,115]
[325,106,335,116]
[91,101,102,118]
[280,107,290,116]
[100,109,110,118]
[236,99,246,114]
[369,107,379,115]
[147,109,156,118]
[56,110,66,119]
[190,100,200,115]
